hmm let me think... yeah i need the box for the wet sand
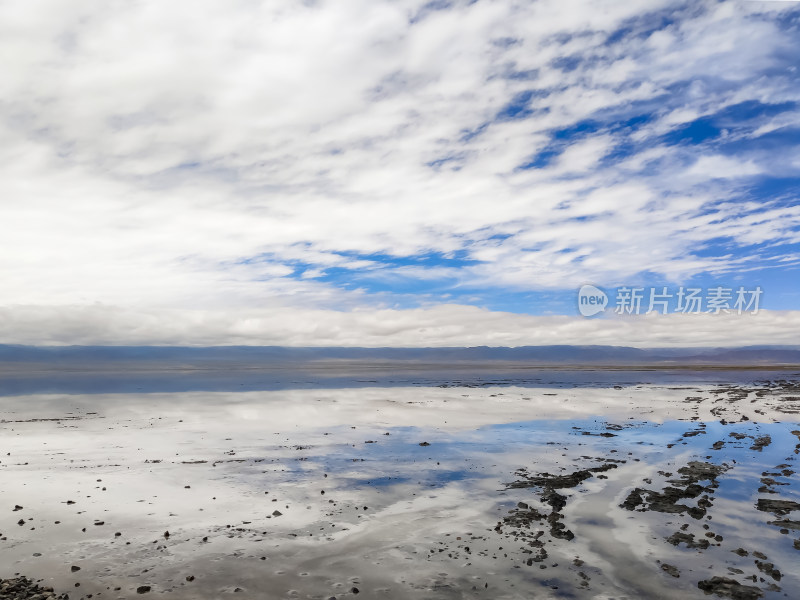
[2,376,799,599]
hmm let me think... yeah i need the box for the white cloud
[0,1,798,345]
[686,155,763,179]
[0,304,797,348]
[554,135,616,175]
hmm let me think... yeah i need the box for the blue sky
[1,0,799,346]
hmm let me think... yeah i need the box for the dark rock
[754,560,781,581]
[666,532,709,549]
[542,489,567,512]
[756,498,800,516]
[661,563,680,578]
[697,576,763,599]
[0,576,70,599]
[620,461,727,519]
[507,464,617,490]
[620,489,644,511]
[767,519,800,530]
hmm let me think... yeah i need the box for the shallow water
[1,377,799,599]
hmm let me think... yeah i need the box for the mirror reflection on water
[2,371,799,599]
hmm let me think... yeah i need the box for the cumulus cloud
[0,304,797,348]
[0,1,798,345]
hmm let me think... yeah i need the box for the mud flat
[1,376,799,599]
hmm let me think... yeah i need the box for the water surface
[2,375,799,599]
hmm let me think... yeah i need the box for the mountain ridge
[2,344,800,366]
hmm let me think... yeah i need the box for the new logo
[578,284,608,317]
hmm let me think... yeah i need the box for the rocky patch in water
[476,459,624,591]
[503,461,619,543]
[618,444,797,598]
[756,498,800,517]
[506,462,619,491]
[758,463,793,494]
[620,460,728,520]
[697,576,763,599]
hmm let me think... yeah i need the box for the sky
[1,0,799,347]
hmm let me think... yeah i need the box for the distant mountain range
[2,344,800,369]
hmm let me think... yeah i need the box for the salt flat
[2,375,799,599]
